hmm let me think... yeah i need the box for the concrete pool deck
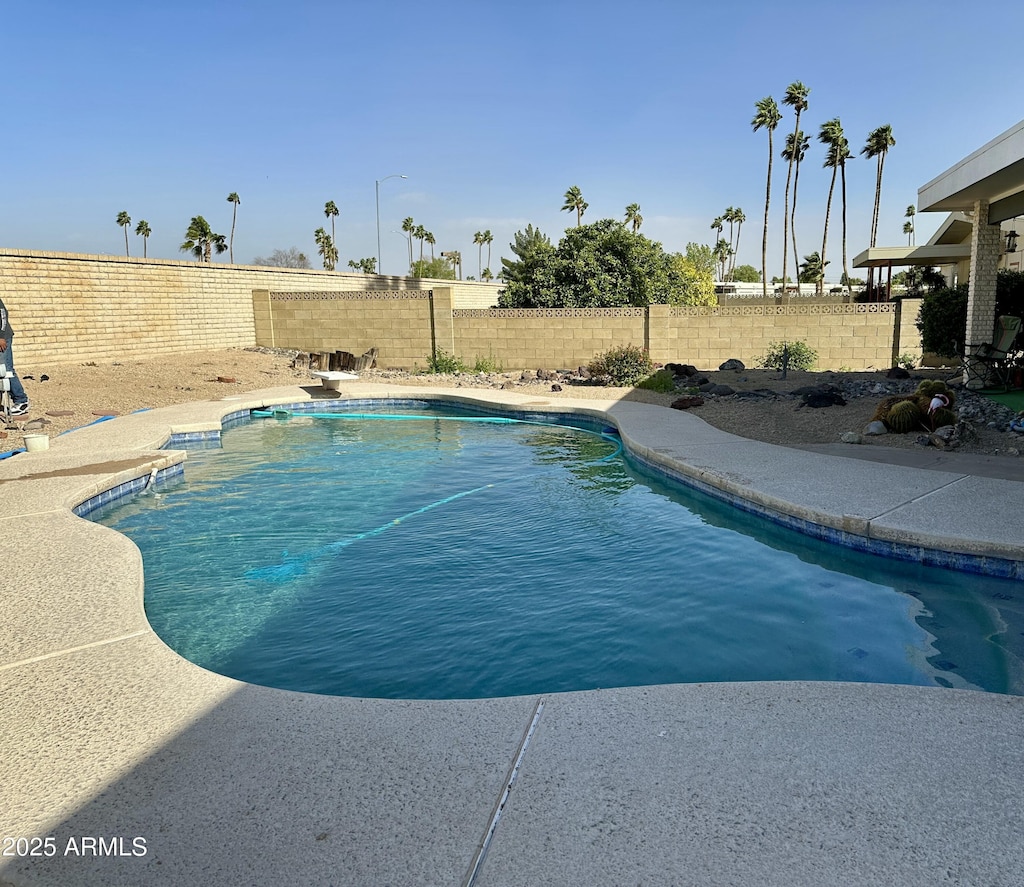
[1,380,1022,886]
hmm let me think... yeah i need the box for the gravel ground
[3,347,1022,458]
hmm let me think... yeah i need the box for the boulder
[670,396,705,410]
[863,420,888,436]
[665,362,700,378]
[520,369,537,382]
[841,431,862,444]
[886,366,910,379]
[719,358,745,371]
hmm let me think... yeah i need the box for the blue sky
[3,0,1022,283]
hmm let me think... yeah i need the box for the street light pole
[375,174,407,274]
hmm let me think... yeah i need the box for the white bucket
[23,433,49,452]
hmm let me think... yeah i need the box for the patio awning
[852,243,972,269]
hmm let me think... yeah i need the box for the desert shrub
[916,285,968,358]
[896,352,918,370]
[588,344,654,386]
[472,353,501,373]
[756,340,817,372]
[427,349,465,374]
[636,368,678,393]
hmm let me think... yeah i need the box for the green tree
[862,124,896,296]
[252,247,311,268]
[324,200,339,265]
[732,263,760,283]
[666,243,717,306]
[752,96,782,298]
[562,186,588,227]
[499,219,681,308]
[780,81,810,303]
[227,192,240,263]
[401,216,415,268]
[481,267,494,281]
[314,227,337,271]
[499,224,555,290]
[905,204,916,245]
[713,238,731,281]
[798,251,828,284]
[134,219,151,258]
[347,257,377,274]
[903,221,914,245]
[116,210,131,257]
[624,203,643,233]
[473,230,485,277]
[710,215,724,258]
[424,230,436,260]
[783,129,810,276]
[411,224,426,262]
[180,215,227,262]
[409,256,456,279]
[818,118,851,296]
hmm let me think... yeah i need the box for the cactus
[871,394,910,424]
[886,399,924,433]
[930,407,957,428]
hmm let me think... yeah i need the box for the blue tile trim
[627,448,1024,581]
[73,462,185,518]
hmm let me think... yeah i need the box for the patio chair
[954,315,1021,391]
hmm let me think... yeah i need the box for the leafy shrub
[756,340,817,372]
[472,353,501,373]
[588,344,654,386]
[427,349,465,374]
[916,285,968,358]
[896,352,918,370]
[636,368,678,393]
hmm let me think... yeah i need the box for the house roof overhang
[852,243,972,269]
[918,119,1024,224]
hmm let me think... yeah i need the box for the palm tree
[780,81,810,298]
[903,221,914,245]
[227,193,240,263]
[473,230,485,276]
[861,124,896,297]
[624,203,643,233]
[134,219,151,258]
[752,96,782,298]
[314,227,337,271]
[401,216,415,269]
[818,118,843,295]
[180,216,227,262]
[782,129,810,280]
[483,230,493,270]
[713,238,731,281]
[413,224,427,262]
[728,207,746,280]
[324,200,339,267]
[425,231,436,260]
[711,215,724,253]
[116,211,131,257]
[905,204,916,246]
[799,251,828,285]
[562,186,588,226]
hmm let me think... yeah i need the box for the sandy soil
[3,347,1021,458]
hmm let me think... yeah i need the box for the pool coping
[2,380,1023,886]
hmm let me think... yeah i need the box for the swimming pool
[90,402,1024,699]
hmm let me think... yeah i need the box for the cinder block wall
[453,307,648,369]
[0,249,501,366]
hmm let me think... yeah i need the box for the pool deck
[2,380,1023,886]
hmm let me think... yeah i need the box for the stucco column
[964,199,1001,386]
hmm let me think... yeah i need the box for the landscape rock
[864,420,888,436]
[698,383,735,396]
[670,396,705,410]
[519,369,536,382]
[719,358,745,371]
[886,366,910,379]
[841,431,862,444]
[550,383,562,392]
[537,368,554,380]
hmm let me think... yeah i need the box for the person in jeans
[0,297,29,416]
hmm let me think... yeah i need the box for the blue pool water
[90,403,1024,699]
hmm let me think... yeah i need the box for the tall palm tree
[227,193,240,263]
[562,186,588,226]
[783,129,810,280]
[905,204,916,246]
[473,230,485,277]
[624,203,643,233]
[711,215,724,254]
[180,215,227,262]
[728,207,746,280]
[425,231,436,260]
[401,216,415,268]
[861,124,896,297]
[818,118,843,295]
[314,227,337,271]
[116,211,131,257]
[903,221,914,245]
[713,238,731,281]
[414,224,427,262]
[324,200,339,267]
[723,207,736,266]
[134,219,151,259]
[780,81,810,298]
[483,230,493,270]
[752,96,782,298]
